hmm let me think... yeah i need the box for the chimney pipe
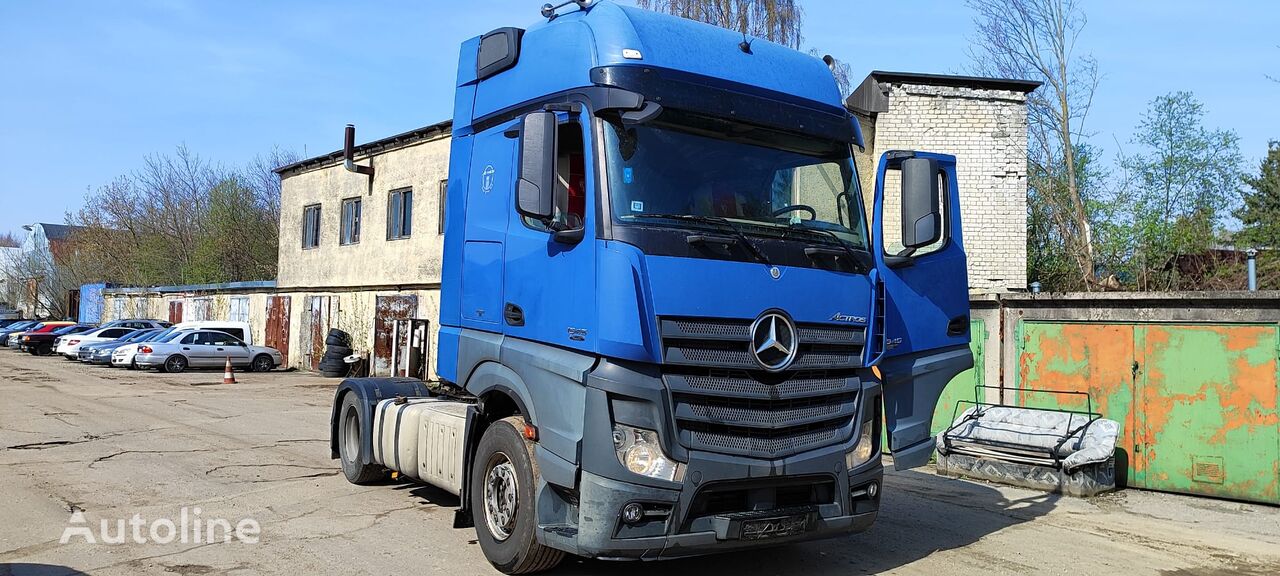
[344,124,374,177]
[1246,248,1258,291]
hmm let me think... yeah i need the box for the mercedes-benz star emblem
[749,311,798,372]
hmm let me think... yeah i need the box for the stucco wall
[277,137,451,289]
[856,83,1030,293]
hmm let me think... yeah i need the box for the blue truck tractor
[330,1,973,572]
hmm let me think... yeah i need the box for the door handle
[946,315,969,337]
[217,348,224,352]
[182,347,191,350]
[504,303,525,326]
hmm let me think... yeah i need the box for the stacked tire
[319,329,352,378]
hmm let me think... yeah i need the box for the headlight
[612,424,683,482]
[845,419,877,470]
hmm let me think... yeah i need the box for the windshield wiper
[787,224,872,273]
[634,213,772,265]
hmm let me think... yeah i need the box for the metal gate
[372,295,418,376]
[168,300,184,324]
[265,296,291,367]
[303,296,338,371]
[1016,321,1279,503]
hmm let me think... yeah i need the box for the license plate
[740,514,808,540]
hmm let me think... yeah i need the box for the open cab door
[871,151,974,470]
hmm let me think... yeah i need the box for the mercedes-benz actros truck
[330,1,973,572]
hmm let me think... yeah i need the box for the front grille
[659,316,866,458]
[660,317,866,371]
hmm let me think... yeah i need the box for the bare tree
[968,0,1100,289]
[0,232,18,248]
[636,0,804,48]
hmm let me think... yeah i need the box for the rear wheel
[338,393,385,484]
[161,355,188,373]
[471,417,564,574]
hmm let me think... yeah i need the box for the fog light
[621,502,644,524]
[867,481,879,499]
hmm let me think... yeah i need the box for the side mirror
[900,157,941,248]
[516,111,557,222]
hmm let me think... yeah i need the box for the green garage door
[1016,321,1279,504]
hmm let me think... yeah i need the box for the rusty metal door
[304,296,338,371]
[373,295,418,376]
[168,300,184,324]
[1016,322,1138,485]
[265,296,291,366]
[1133,325,1279,503]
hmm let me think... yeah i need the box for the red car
[9,322,75,354]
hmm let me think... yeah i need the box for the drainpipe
[343,124,374,177]
[1246,249,1258,291]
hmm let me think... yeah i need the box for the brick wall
[856,82,1030,293]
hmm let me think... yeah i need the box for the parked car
[58,325,145,359]
[0,320,38,343]
[8,322,74,350]
[112,328,190,369]
[79,328,162,364]
[0,318,26,329]
[102,319,171,330]
[134,329,281,373]
[28,324,96,355]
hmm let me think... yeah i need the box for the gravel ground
[1,350,1278,576]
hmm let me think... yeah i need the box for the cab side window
[524,119,585,231]
[881,168,948,257]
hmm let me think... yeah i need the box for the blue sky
[2,0,1277,238]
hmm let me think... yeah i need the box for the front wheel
[471,417,564,574]
[250,354,274,372]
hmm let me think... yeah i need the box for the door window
[180,333,200,345]
[523,118,585,232]
[880,167,948,257]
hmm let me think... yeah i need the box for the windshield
[604,111,868,249]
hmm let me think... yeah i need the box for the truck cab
[331,1,972,572]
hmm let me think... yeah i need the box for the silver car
[134,330,282,374]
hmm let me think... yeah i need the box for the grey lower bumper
[559,464,882,560]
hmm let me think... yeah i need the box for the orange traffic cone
[223,356,237,384]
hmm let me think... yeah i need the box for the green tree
[1117,91,1243,290]
[1237,141,1280,289]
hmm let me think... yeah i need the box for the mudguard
[329,377,434,463]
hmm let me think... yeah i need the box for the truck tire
[338,392,385,484]
[325,344,352,358]
[471,417,564,574]
[326,330,351,346]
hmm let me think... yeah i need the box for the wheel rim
[342,406,359,463]
[483,452,519,542]
[254,356,271,371]
[166,357,184,372]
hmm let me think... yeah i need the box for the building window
[437,180,447,235]
[388,188,413,240]
[229,296,250,323]
[341,197,361,245]
[302,204,321,249]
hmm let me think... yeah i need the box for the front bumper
[561,461,881,560]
